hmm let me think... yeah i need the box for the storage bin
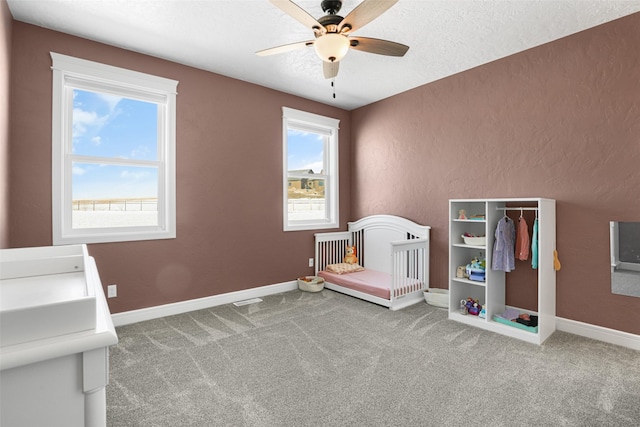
[297,276,325,292]
[461,235,486,246]
[424,288,449,308]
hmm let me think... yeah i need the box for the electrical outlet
[308,258,314,267]
[107,284,117,298]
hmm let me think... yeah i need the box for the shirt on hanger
[492,217,515,272]
[531,218,539,269]
[516,216,530,261]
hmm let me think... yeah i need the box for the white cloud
[97,93,123,112]
[72,108,108,138]
[91,136,102,146]
[72,92,122,139]
[72,165,87,175]
[290,129,323,141]
[130,145,150,159]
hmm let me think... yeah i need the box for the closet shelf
[448,312,488,328]
[452,277,486,287]
[452,243,486,250]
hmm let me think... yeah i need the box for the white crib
[314,215,431,310]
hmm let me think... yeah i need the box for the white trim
[556,317,640,351]
[51,52,178,245]
[323,281,424,311]
[110,283,640,352]
[282,106,339,232]
[111,281,298,326]
[50,52,178,94]
[282,107,340,130]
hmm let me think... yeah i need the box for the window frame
[282,107,340,232]
[51,52,178,245]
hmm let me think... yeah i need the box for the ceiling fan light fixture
[314,33,349,62]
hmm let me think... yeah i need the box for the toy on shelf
[456,265,468,278]
[460,297,482,316]
[465,257,486,282]
[458,209,467,220]
[459,299,468,315]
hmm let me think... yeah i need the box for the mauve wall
[350,13,640,335]
[9,22,351,313]
[0,0,10,249]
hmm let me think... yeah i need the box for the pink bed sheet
[319,269,421,300]
[319,269,391,299]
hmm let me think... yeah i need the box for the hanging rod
[495,207,538,211]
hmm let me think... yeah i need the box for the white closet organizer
[448,198,556,345]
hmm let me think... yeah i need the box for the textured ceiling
[7,0,640,110]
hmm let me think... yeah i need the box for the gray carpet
[107,290,640,426]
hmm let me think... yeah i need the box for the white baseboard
[111,284,640,352]
[556,317,640,351]
[111,281,298,327]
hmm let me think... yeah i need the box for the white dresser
[0,245,118,427]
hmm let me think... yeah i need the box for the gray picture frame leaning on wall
[610,221,640,297]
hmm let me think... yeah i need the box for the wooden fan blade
[338,0,399,33]
[348,37,409,56]
[323,61,339,79]
[269,0,324,31]
[256,40,314,56]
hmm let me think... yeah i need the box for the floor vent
[233,298,263,307]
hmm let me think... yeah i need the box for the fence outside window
[73,198,158,212]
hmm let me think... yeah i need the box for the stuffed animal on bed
[343,246,358,264]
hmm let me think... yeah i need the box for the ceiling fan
[256,0,409,79]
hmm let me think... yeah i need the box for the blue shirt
[531,218,539,269]
[492,217,515,272]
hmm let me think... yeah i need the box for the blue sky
[71,88,325,200]
[71,89,159,200]
[287,129,324,174]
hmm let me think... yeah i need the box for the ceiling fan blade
[323,61,339,79]
[338,0,399,33]
[256,40,314,56]
[269,0,324,32]
[348,37,409,56]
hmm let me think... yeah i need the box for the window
[282,107,339,231]
[51,52,178,244]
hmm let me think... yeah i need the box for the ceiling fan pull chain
[332,78,336,99]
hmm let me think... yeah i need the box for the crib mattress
[319,269,390,299]
[318,269,421,300]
